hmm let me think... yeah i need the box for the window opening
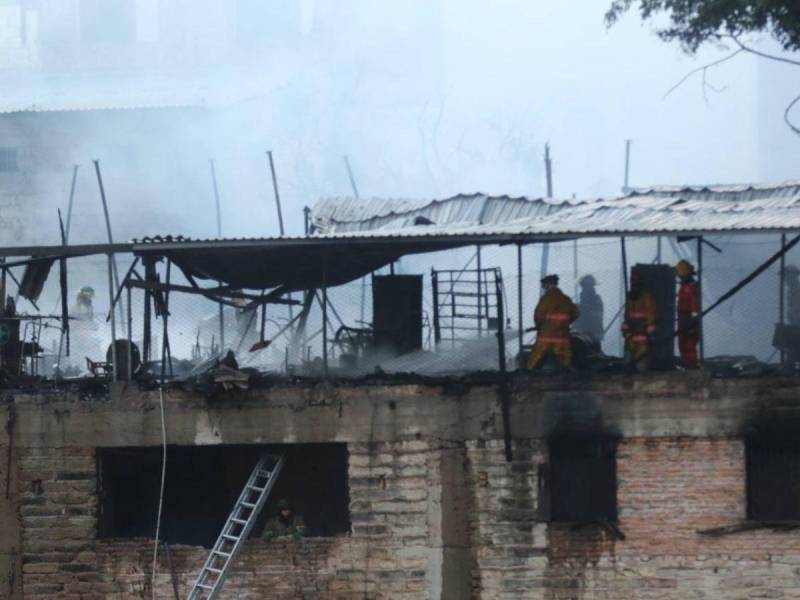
[97,443,350,547]
[549,436,617,522]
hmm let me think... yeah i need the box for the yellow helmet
[675,260,695,278]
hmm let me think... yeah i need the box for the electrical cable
[151,385,167,599]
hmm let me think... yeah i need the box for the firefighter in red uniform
[675,260,700,369]
[527,274,579,370]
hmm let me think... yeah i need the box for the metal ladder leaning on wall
[187,453,285,600]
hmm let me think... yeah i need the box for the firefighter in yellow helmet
[622,271,657,371]
[71,286,95,320]
[527,274,579,370]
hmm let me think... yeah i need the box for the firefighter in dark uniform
[573,274,604,347]
[263,499,306,541]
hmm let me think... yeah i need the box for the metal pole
[476,245,483,336]
[623,139,631,192]
[266,151,285,235]
[126,285,132,381]
[65,164,78,244]
[621,237,629,299]
[106,254,117,382]
[209,159,222,237]
[56,204,71,378]
[343,155,360,199]
[539,145,553,283]
[496,271,507,371]
[322,265,329,378]
[93,160,123,324]
[432,269,440,344]
[209,159,225,353]
[496,271,512,462]
[303,206,311,237]
[697,237,704,362]
[517,243,524,358]
[780,233,787,366]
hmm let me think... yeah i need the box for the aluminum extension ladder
[187,453,285,599]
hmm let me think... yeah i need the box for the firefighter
[71,286,95,320]
[527,274,579,370]
[573,274,604,346]
[622,271,657,371]
[675,260,701,369]
[263,499,306,541]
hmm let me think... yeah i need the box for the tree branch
[663,49,743,98]
[725,35,800,67]
[785,93,800,136]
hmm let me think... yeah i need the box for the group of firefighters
[527,259,700,371]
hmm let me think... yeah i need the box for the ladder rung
[189,454,283,598]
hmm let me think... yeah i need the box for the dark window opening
[0,148,18,172]
[97,443,350,547]
[746,435,800,521]
[79,0,135,44]
[549,436,617,522]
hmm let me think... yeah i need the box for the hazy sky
[2,0,796,242]
[440,0,767,196]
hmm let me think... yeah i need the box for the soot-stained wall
[5,373,800,599]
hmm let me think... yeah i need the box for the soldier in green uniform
[263,499,306,541]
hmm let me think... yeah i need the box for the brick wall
[467,437,800,600]
[11,436,800,599]
[15,440,444,599]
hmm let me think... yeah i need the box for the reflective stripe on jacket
[534,287,579,341]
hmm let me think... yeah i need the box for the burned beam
[125,280,300,306]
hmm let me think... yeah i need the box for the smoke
[0,0,795,373]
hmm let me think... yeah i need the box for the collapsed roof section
[310,181,800,238]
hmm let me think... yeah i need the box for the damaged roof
[309,181,800,238]
[311,193,585,234]
[3,180,800,295]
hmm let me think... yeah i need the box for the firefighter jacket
[677,280,700,334]
[534,287,579,343]
[623,290,657,342]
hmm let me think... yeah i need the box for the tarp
[151,240,460,292]
[18,258,54,302]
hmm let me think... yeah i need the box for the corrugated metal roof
[128,194,800,250]
[626,181,800,202]
[309,181,800,239]
[311,193,590,233]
